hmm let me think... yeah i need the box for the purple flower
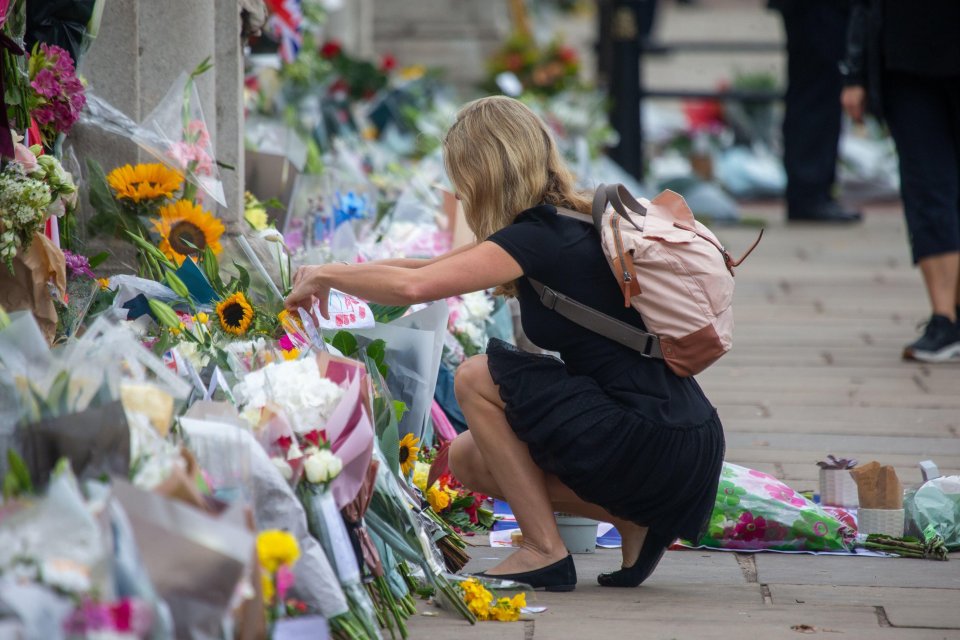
[63,250,96,279]
[33,105,56,125]
[30,68,59,98]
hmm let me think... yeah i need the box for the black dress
[485,204,725,543]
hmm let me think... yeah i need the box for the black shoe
[787,200,863,223]
[903,315,960,363]
[597,531,671,588]
[473,555,577,592]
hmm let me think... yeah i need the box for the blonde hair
[443,96,591,295]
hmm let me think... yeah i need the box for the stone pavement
[406,205,960,639]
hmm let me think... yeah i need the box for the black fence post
[607,0,643,180]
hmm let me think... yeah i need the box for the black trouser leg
[778,1,849,215]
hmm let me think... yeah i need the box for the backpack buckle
[539,286,559,310]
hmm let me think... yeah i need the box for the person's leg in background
[883,71,960,362]
[775,0,862,223]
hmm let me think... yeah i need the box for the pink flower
[30,68,59,98]
[275,564,295,601]
[748,468,775,481]
[186,120,211,147]
[733,512,767,542]
[764,484,806,507]
[13,141,38,173]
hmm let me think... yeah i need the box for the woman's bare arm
[284,241,519,317]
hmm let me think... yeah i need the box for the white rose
[271,456,294,481]
[303,448,343,484]
[286,441,303,461]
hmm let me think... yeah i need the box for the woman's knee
[453,355,489,403]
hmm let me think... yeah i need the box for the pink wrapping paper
[430,400,457,442]
[324,372,375,510]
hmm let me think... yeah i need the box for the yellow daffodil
[216,292,254,336]
[398,433,419,476]
[256,529,300,574]
[152,199,224,265]
[107,163,184,203]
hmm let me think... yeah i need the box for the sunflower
[399,433,420,476]
[153,199,224,264]
[216,291,254,336]
[107,163,184,203]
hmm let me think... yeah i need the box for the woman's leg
[453,355,568,574]
[450,430,649,569]
[919,253,960,320]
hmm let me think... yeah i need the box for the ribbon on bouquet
[0,1,25,159]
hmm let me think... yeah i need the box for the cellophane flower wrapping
[134,72,226,207]
[697,463,856,552]
[178,416,350,621]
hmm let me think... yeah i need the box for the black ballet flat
[474,554,577,592]
[597,532,670,588]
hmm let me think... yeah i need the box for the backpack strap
[552,183,610,232]
[527,278,664,360]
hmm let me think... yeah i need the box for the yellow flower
[509,593,526,610]
[427,485,451,513]
[261,572,275,604]
[256,529,300,574]
[244,192,269,231]
[153,199,224,265]
[412,461,430,492]
[361,125,379,141]
[97,277,111,291]
[398,433,419,476]
[169,326,181,336]
[281,348,300,361]
[216,291,254,336]
[107,163,184,203]
[399,65,426,81]
[467,595,491,619]
[195,312,209,324]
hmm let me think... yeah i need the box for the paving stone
[755,554,960,589]
[767,584,954,608]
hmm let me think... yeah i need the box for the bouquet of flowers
[486,32,580,97]
[26,42,86,147]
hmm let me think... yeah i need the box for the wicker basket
[819,468,859,508]
[858,508,905,538]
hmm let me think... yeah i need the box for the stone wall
[70,0,245,228]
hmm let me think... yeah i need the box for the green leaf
[368,303,409,324]
[451,496,475,511]
[87,251,110,269]
[380,414,401,477]
[6,449,33,496]
[233,263,251,293]
[392,400,408,423]
[366,339,386,367]
[86,159,121,218]
[331,330,359,357]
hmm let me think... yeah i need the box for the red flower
[320,40,342,59]
[734,512,767,542]
[304,429,326,447]
[557,46,578,64]
[505,53,524,72]
[380,54,397,72]
[329,78,349,95]
[275,435,293,451]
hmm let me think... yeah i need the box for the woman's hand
[841,85,866,124]
[285,265,331,318]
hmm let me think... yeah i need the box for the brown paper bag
[0,232,66,344]
[850,461,903,509]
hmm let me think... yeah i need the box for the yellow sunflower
[399,433,420,476]
[107,163,184,203]
[153,199,224,264]
[216,291,254,336]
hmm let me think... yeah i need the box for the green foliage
[368,303,409,324]
[85,159,126,237]
[3,450,33,499]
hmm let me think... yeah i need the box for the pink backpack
[530,183,762,377]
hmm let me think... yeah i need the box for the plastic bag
[905,476,960,549]
[697,463,856,552]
